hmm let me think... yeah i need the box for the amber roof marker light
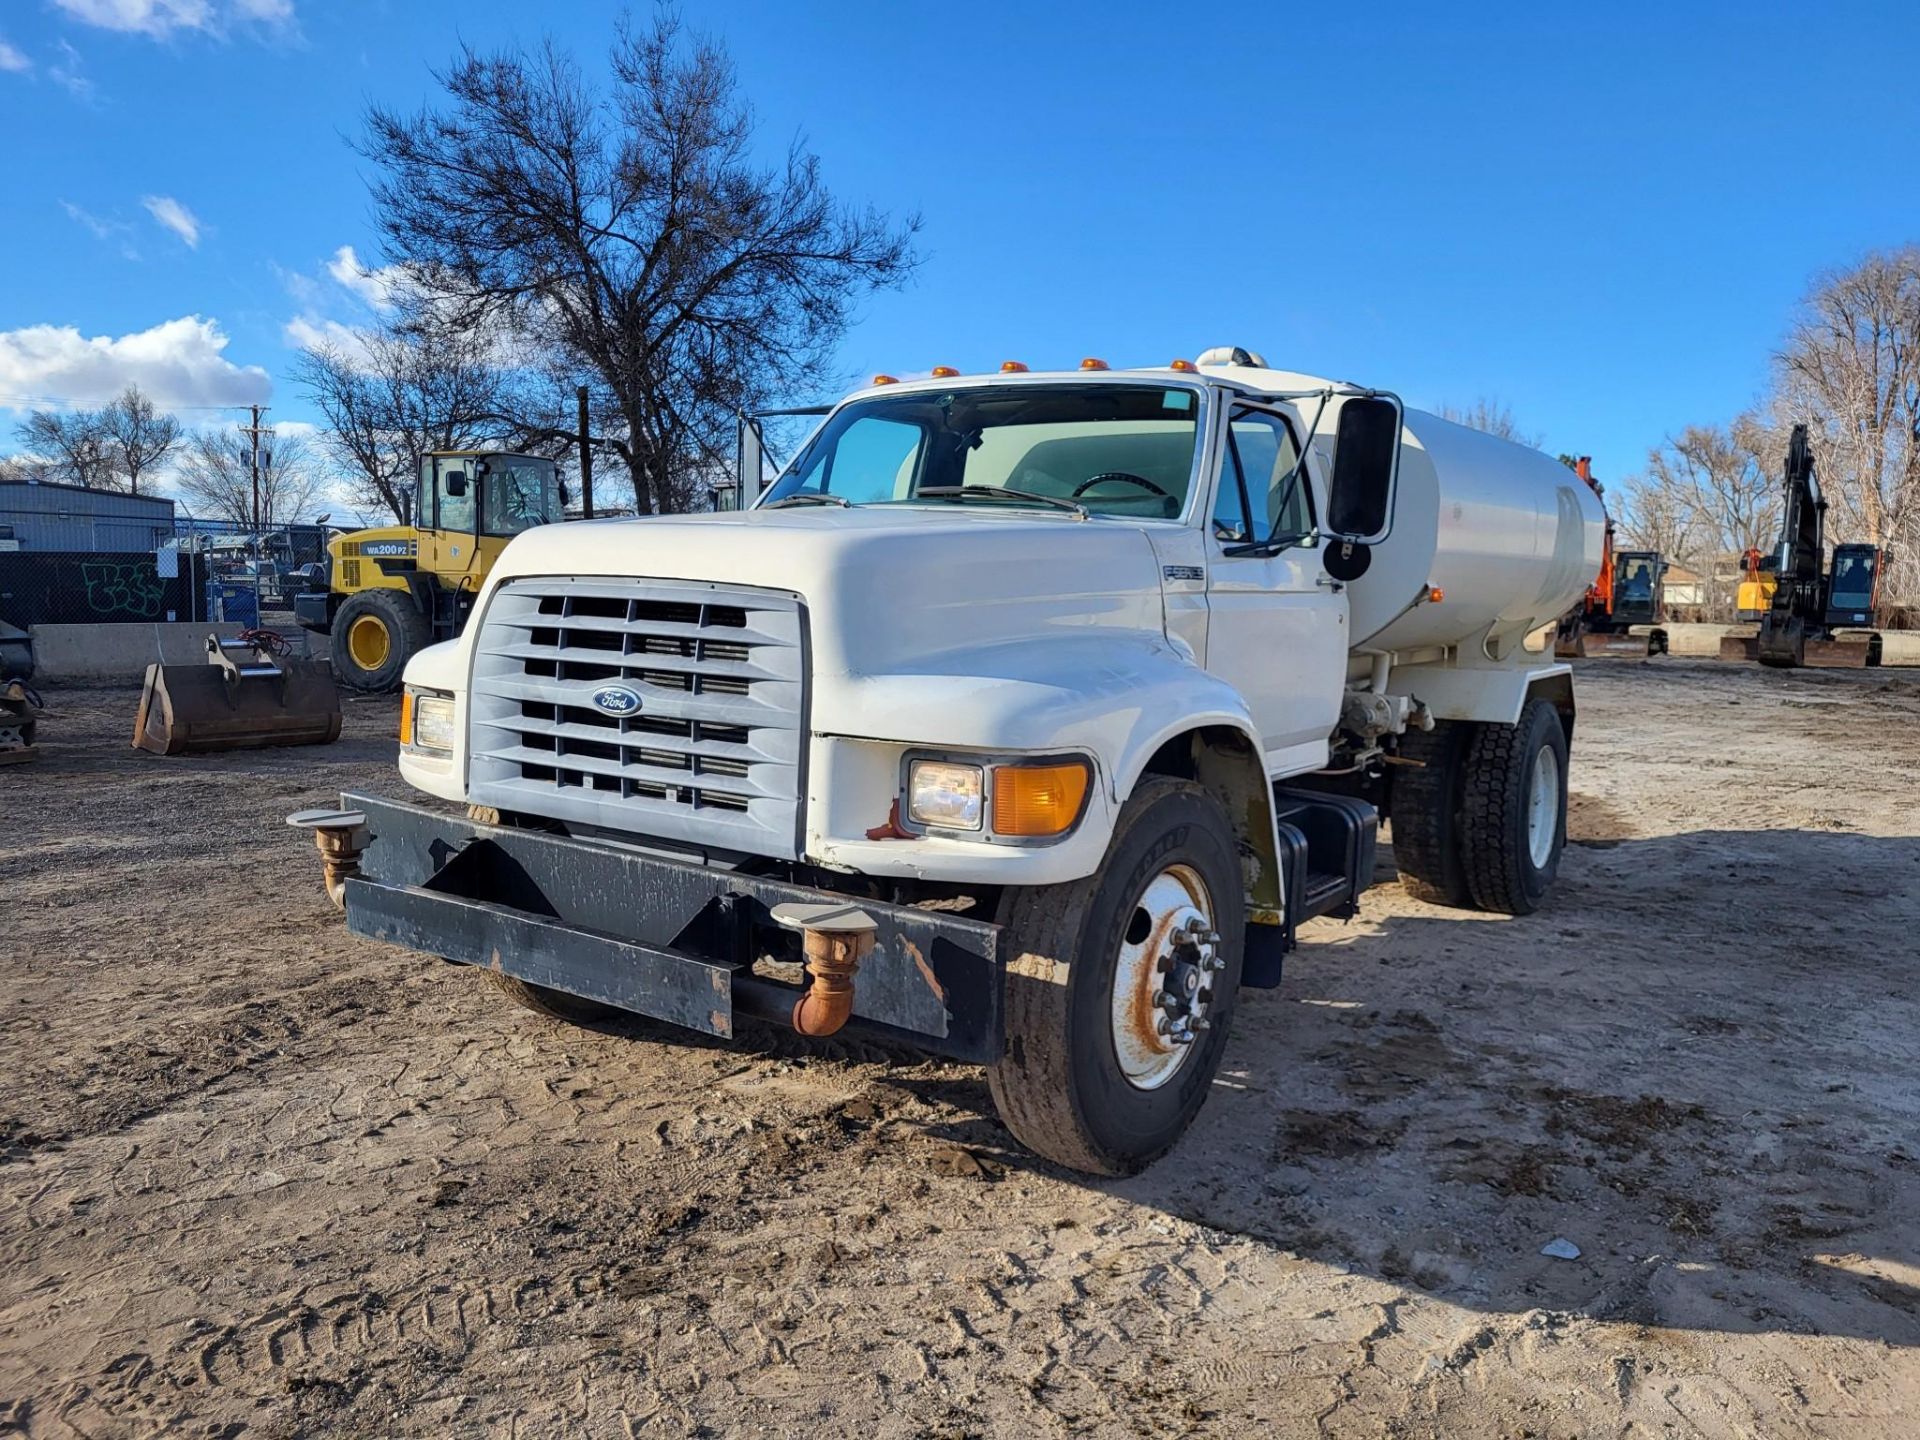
[1079,358,1110,371]
[870,374,900,385]
[999,360,1029,373]
[930,366,960,378]
[1168,358,1197,372]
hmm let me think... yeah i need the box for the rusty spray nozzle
[287,808,370,910]
[770,902,878,1038]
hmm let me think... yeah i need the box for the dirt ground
[4,661,1920,1438]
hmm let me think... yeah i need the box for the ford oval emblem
[590,684,643,717]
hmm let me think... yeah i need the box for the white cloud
[325,245,401,311]
[143,194,201,248]
[0,315,270,412]
[282,313,374,365]
[0,38,31,72]
[51,0,294,38]
[49,39,93,100]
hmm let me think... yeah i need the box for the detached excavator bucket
[1575,632,1656,658]
[1718,631,1759,662]
[1803,631,1883,669]
[134,634,342,755]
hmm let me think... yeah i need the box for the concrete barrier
[28,622,321,683]
[1664,620,1920,665]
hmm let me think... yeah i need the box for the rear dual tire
[1392,698,1568,916]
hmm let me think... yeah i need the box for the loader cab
[305,451,565,694]
[1825,544,1881,628]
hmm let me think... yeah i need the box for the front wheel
[987,778,1246,1176]
[331,588,432,693]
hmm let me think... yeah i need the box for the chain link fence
[0,519,335,631]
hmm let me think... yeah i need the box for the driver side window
[1212,410,1310,546]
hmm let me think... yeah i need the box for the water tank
[1203,363,1605,655]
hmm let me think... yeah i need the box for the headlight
[403,688,456,753]
[907,760,984,831]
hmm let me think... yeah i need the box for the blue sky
[2,0,1918,493]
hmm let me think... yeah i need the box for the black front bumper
[339,792,1004,1062]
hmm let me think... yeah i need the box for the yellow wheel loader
[294,452,565,692]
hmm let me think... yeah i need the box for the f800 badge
[590,684,643,716]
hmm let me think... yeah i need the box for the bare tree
[12,409,119,488]
[356,13,918,513]
[1436,398,1541,450]
[1775,246,1920,603]
[98,385,182,496]
[294,327,507,522]
[173,428,331,528]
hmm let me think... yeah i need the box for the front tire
[331,588,432,693]
[1461,698,1568,915]
[987,778,1246,1176]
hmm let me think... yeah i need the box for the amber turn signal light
[991,761,1091,837]
[398,690,415,746]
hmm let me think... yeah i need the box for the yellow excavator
[294,452,565,691]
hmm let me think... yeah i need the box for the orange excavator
[1554,457,1669,658]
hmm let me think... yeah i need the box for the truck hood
[486,506,1170,681]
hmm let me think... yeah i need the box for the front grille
[466,579,806,857]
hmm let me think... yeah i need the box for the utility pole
[238,404,271,531]
[576,384,594,519]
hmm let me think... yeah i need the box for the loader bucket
[133,634,342,755]
[1803,631,1882,669]
[1718,632,1759,663]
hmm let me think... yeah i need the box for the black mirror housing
[444,471,469,497]
[1326,396,1400,542]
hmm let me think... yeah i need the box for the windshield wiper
[764,491,853,509]
[917,485,1088,519]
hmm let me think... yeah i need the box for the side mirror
[1326,395,1401,543]
[444,470,470,497]
[558,479,571,509]
[736,414,767,498]
[710,481,739,512]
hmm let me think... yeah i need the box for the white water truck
[293,347,1604,1175]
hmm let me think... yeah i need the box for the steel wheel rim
[1527,744,1560,869]
[1110,863,1216,1091]
[348,615,390,670]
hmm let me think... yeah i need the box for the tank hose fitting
[771,902,878,1038]
[287,808,370,910]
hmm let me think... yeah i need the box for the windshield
[1831,551,1876,608]
[484,457,562,535]
[759,383,1206,519]
[1617,555,1656,600]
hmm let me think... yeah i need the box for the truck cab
[302,354,1603,1175]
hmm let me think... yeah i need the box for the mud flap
[134,634,342,755]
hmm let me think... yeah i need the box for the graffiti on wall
[81,561,165,619]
